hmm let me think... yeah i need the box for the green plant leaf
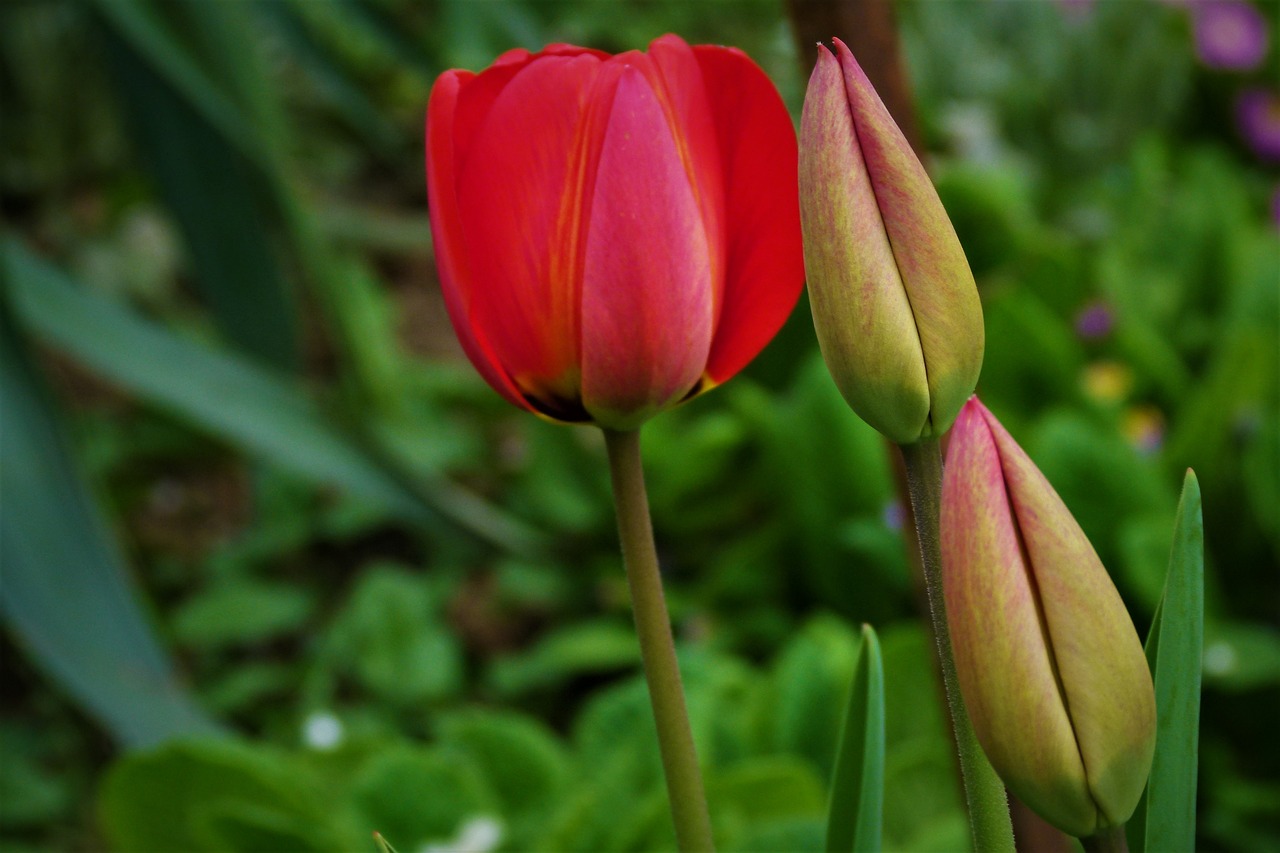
[0,284,217,749]
[2,238,541,552]
[98,739,355,851]
[323,566,463,705]
[172,580,316,649]
[352,747,497,850]
[758,615,860,780]
[1130,470,1203,853]
[97,11,300,368]
[487,620,640,696]
[825,624,885,853]
[435,710,570,826]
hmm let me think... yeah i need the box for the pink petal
[579,64,714,428]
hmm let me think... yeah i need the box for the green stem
[900,437,1015,853]
[1082,825,1129,853]
[603,428,715,853]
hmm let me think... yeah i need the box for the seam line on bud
[840,73,932,438]
[992,430,1104,831]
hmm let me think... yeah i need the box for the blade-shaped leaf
[95,1,300,369]
[0,291,218,749]
[2,239,543,553]
[1129,470,1203,853]
[825,623,885,853]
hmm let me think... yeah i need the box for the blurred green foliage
[1,0,1277,851]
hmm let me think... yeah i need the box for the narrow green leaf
[254,1,402,158]
[90,0,270,172]
[1131,470,1203,853]
[825,624,885,853]
[372,831,400,853]
[95,2,300,368]
[0,288,218,749]
[2,239,543,553]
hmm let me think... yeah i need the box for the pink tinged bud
[799,40,983,445]
[941,398,1156,838]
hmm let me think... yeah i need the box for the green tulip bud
[941,397,1157,838]
[799,39,983,444]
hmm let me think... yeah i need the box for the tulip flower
[941,397,1156,838]
[426,35,804,431]
[799,39,983,445]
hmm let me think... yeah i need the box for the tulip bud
[941,397,1156,838]
[799,39,983,444]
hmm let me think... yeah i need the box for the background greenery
[2,0,1277,851]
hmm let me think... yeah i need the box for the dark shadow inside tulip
[679,376,708,403]
[524,392,591,424]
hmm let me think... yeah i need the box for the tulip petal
[695,44,805,388]
[834,40,983,436]
[456,53,605,417]
[983,406,1156,830]
[942,399,1099,837]
[579,65,713,429]
[800,44,928,443]
[647,36,725,296]
[426,69,530,413]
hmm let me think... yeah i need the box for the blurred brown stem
[785,0,924,157]
[1082,826,1130,853]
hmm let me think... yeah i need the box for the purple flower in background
[882,501,905,532]
[1056,0,1096,18]
[1124,406,1166,456]
[1236,88,1280,161]
[1193,1,1269,70]
[1075,300,1114,340]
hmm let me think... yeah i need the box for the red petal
[580,65,715,428]
[426,70,530,412]
[695,45,804,386]
[646,35,726,310]
[455,52,604,406]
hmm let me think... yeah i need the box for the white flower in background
[302,712,343,751]
[419,816,504,853]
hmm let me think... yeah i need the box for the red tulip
[426,35,804,430]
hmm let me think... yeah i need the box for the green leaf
[323,566,463,705]
[97,11,300,368]
[0,281,217,749]
[89,0,270,171]
[1130,470,1203,853]
[98,739,356,851]
[757,615,860,780]
[436,710,569,823]
[352,747,496,849]
[2,238,541,552]
[487,620,640,696]
[172,580,315,649]
[712,756,827,847]
[825,624,885,853]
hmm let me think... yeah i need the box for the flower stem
[603,428,715,853]
[900,436,1015,853]
[1082,825,1129,853]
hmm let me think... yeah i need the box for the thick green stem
[603,428,715,853]
[1082,825,1129,853]
[900,437,1016,853]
